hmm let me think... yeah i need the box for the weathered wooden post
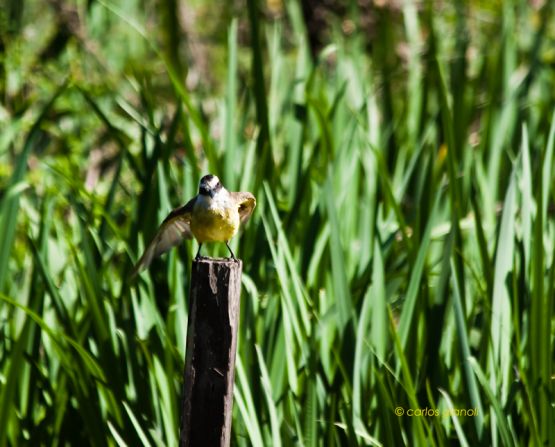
[180,258,242,447]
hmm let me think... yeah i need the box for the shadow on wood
[180,258,242,447]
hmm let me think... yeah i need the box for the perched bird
[132,174,256,276]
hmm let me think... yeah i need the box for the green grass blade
[255,346,282,446]
[450,258,484,438]
[468,357,517,447]
[234,358,265,446]
[324,176,352,331]
[438,389,470,447]
[123,402,153,447]
[490,166,517,402]
[0,82,67,291]
[397,189,440,351]
[224,19,238,186]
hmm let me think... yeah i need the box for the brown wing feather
[232,191,256,225]
[131,197,196,277]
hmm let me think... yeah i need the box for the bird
[132,174,256,276]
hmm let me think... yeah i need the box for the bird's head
[198,174,223,199]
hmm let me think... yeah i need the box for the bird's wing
[232,191,256,225]
[131,197,196,277]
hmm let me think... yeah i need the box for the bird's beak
[199,184,214,198]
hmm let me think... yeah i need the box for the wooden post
[180,258,242,447]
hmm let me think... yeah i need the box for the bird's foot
[226,242,238,262]
[195,243,204,260]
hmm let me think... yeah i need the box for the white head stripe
[207,176,220,188]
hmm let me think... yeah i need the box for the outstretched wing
[131,197,196,277]
[232,191,256,225]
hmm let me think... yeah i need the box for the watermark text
[394,407,479,417]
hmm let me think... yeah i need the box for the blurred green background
[1,0,554,445]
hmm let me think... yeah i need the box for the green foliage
[1,0,554,445]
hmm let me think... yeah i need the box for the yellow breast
[190,202,240,243]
